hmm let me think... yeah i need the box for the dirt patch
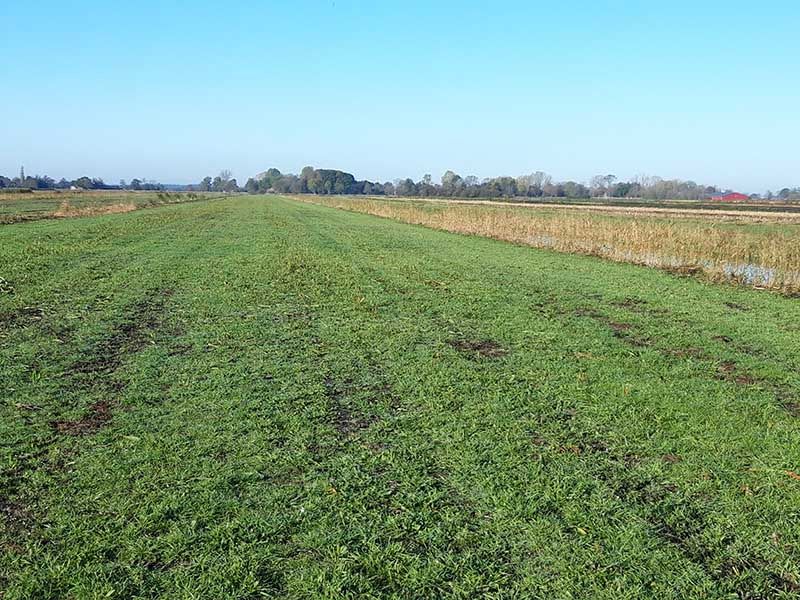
[608,321,632,333]
[52,287,177,437]
[711,364,797,413]
[71,288,174,379]
[0,500,35,553]
[719,558,800,595]
[662,453,682,464]
[573,307,602,318]
[782,402,800,417]
[724,301,751,312]
[717,361,736,376]
[715,361,757,385]
[0,306,45,329]
[607,321,650,347]
[612,298,647,310]
[324,377,380,439]
[1,500,33,534]
[448,338,508,358]
[167,341,192,357]
[612,298,670,317]
[331,405,378,437]
[424,279,450,292]
[573,310,649,348]
[50,400,112,435]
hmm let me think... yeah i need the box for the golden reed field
[295,195,800,294]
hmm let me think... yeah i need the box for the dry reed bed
[295,196,800,293]
[407,197,800,223]
[52,201,137,218]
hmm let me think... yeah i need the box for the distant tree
[130,178,142,191]
[441,170,463,196]
[244,177,259,194]
[589,175,606,197]
[223,178,239,193]
[396,178,417,196]
[74,176,94,189]
[563,181,589,198]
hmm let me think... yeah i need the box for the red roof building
[711,192,749,202]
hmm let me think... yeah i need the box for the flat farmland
[0,190,224,224]
[1,195,799,598]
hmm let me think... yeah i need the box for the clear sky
[2,1,798,192]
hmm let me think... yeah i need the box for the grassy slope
[1,195,799,599]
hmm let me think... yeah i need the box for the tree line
[4,165,800,201]
[233,167,800,201]
[0,168,164,191]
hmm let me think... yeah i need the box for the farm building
[711,192,749,201]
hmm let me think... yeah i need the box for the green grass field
[2,195,799,598]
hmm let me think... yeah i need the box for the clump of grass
[296,196,800,293]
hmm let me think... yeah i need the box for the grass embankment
[1,195,799,598]
[296,195,800,294]
[0,190,224,223]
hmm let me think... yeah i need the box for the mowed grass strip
[1,195,799,598]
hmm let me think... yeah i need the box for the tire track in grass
[1,286,187,555]
[530,413,800,596]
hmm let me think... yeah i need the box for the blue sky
[2,1,798,192]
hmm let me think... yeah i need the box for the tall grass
[52,200,137,218]
[296,196,800,293]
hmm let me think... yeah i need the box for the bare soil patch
[448,338,508,358]
[51,400,113,436]
[324,377,380,438]
[0,306,45,329]
[724,301,751,312]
